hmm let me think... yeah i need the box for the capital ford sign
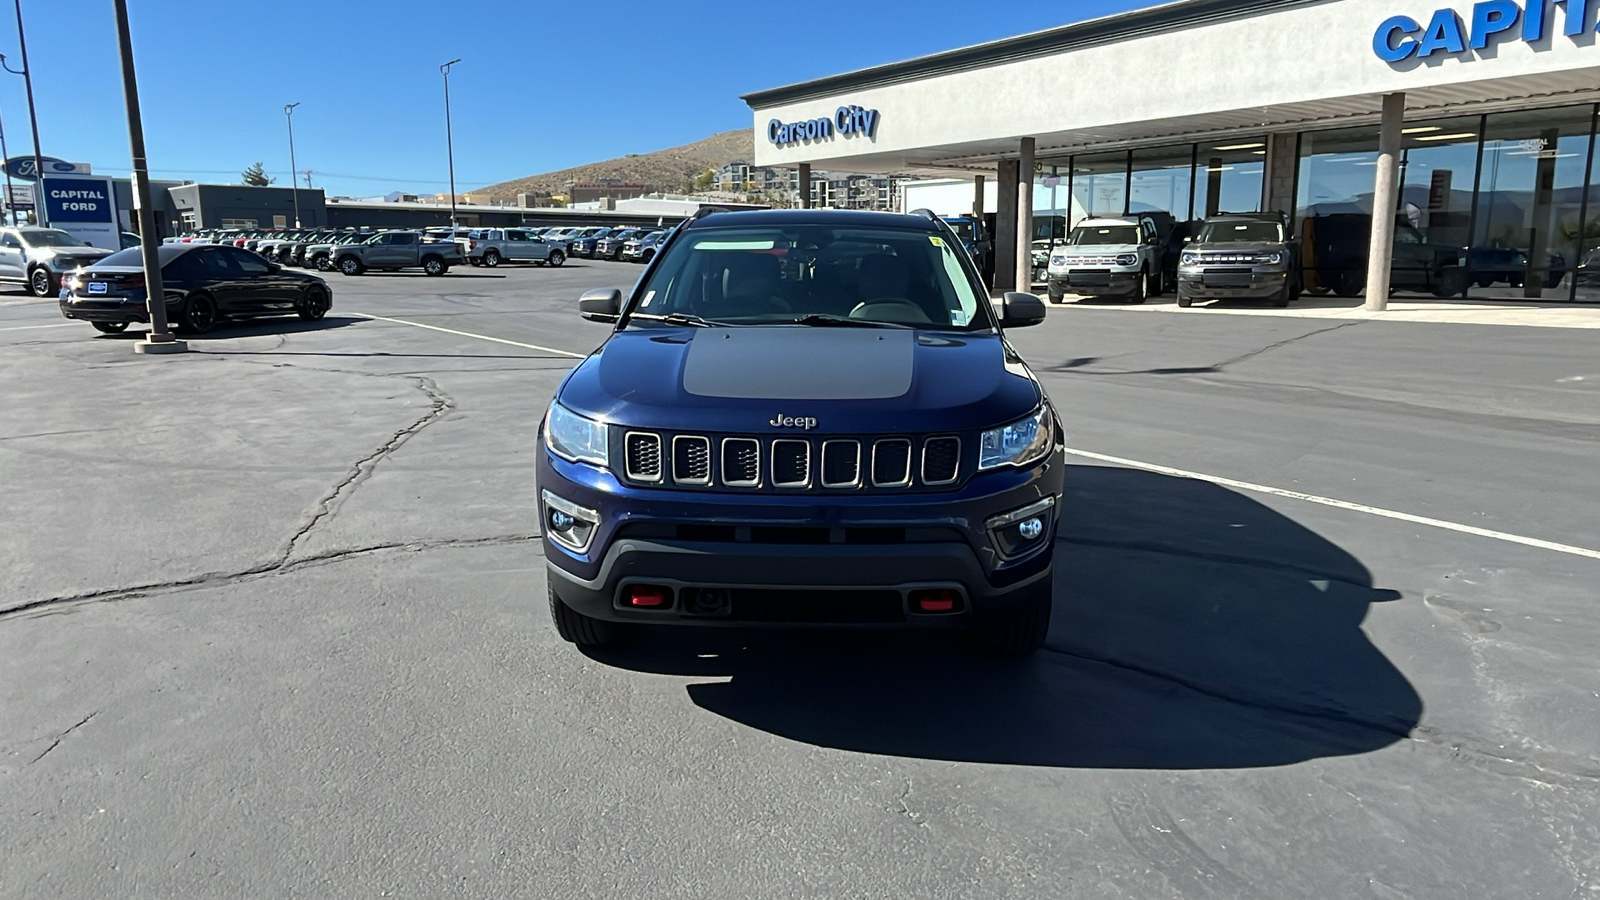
[42,177,114,224]
[1374,0,1598,62]
[768,105,880,146]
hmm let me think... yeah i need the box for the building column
[797,163,811,209]
[973,175,985,219]
[1015,137,1036,294]
[993,159,1019,292]
[1261,132,1299,217]
[1365,92,1405,311]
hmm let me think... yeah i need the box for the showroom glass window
[1071,150,1129,221]
[1471,106,1596,302]
[1129,145,1197,222]
[1192,140,1266,221]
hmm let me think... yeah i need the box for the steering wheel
[847,298,933,324]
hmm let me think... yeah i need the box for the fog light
[628,585,670,608]
[550,510,575,531]
[1018,518,1043,540]
[541,489,599,553]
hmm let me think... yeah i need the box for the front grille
[821,440,861,488]
[624,432,662,482]
[672,435,711,485]
[922,437,960,485]
[772,439,810,487]
[620,432,965,490]
[721,438,760,486]
[870,439,912,488]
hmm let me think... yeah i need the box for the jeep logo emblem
[769,414,817,430]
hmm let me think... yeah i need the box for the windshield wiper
[627,312,718,327]
[789,314,912,329]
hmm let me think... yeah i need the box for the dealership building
[743,0,1600,305]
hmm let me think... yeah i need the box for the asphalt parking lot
[3,258,1598,898]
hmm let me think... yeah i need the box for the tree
[241,162,275,187]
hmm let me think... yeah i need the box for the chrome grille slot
[870,438,912,488]
[672,435,711,485]
[772,439,811,487]
[921,436,960,485]
[623,432,663,483]
[721,438,761,487]
[820,440,861,488]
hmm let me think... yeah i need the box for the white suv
[1045,215,1165,304]
[0,226,114,297]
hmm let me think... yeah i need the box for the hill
[472,129,756,199]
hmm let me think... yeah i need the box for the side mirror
[579,287,623,322]
[999,291,1046,328]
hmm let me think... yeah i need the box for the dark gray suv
[1176,212,1299,308]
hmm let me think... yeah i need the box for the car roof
[1076,217,1142,227]
[685,208,940,231]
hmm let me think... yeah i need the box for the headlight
[1180,252,1198,266]
[1050,255,1066,266]
[545,402,608,467]
[1256,252,1283,266]
[1115,254,1138,267]
[979,405,1054,471]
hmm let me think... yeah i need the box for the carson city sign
[1375,0,1599,61]
[768,105,880,146]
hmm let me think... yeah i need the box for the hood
[1188,240,1283,255]
[44,245,113,261]
[558,326,1041,435]
[1053,243,1139,258]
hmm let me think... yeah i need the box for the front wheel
[973,576,1053,657]
[91,321,129,334]
[547,250,566,267]
[29,268,55,298]
[422,257,446,276]
[297,287,330,321]
[337,256,364,276]
[1130,268,1150,304]
[1047,287,1065,304]
[548,585,616,646]
[313,254,332,271]
[1176,292,1193,308]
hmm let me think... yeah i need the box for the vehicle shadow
[583,464,1421,770]
[93,315,366,341]
[354,272,507,279]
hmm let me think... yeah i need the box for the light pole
[0,101,15,225]
[1,0,45,226]
[283,102,301,228]
[112,0,184,354]
[440,58,461,230]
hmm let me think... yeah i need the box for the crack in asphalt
[28,712,97,766]
[0,533,540,621]
[1049,645,1600,790]
[274,374,454,566]
[1044,320,1365,376]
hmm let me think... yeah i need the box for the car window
[506,230,525,241]
[1,234,20,249]
[197,248,243,278]
[1067,225,1140,246]
[391,233,416,246]
[20,229,89,248]
[629,225,991,330]
[229,249,273,275]
[1198,221,1284,243]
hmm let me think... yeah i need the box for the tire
[973,576,1053,657]
[337,256,364,276]
[1332,270,1364,298]
[641,249,654,263]
[1432,268,1467,298]
[1176,292,1193,308]
[1130,268,1150,304]
[297,286,330,321]
[177,293,218,334]
[548,249,566,267]
[1476,275,1495,288]
[484,249,501,268]
[1047,287,1065,304]
[29,267,55,298]
[91,321,128,334]
[548,585,616,646]
[422,256,446,276]
[313,254,331,271]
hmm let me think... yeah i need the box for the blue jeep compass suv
[538,209,1063,655]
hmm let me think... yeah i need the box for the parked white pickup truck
[466,228,566,268]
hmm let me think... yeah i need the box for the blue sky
[4,0,1151,198]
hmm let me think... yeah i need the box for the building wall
[168,184,328,231]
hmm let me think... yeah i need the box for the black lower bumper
[1178,272,1291,299]
[547,537,1051,628]
[1047,272,1140,297]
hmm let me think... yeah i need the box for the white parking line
[352,313,587,358]
[0,323,76,333]
[1064,447,1600,561]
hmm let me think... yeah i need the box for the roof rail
[692,205,732,220]
[908,208,939,220]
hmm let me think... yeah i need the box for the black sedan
[59,243,333,335]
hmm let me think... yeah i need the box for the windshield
[625,224,991,330]
[1066,225,1139,246]
[1198,221,1284,243]
[944,220,975,241]
[22,229,93,248]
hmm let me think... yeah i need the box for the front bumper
[1047,269,1140,296]
[1178,269,1290,299]
[537,447,1063,627]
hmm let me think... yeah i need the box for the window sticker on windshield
[951,309,968,326]
[928,236,945,247]
[641,290,656,308]
[693,239,775,250]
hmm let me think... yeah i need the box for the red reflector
[913,589,958,612]
[628,586,669,608]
